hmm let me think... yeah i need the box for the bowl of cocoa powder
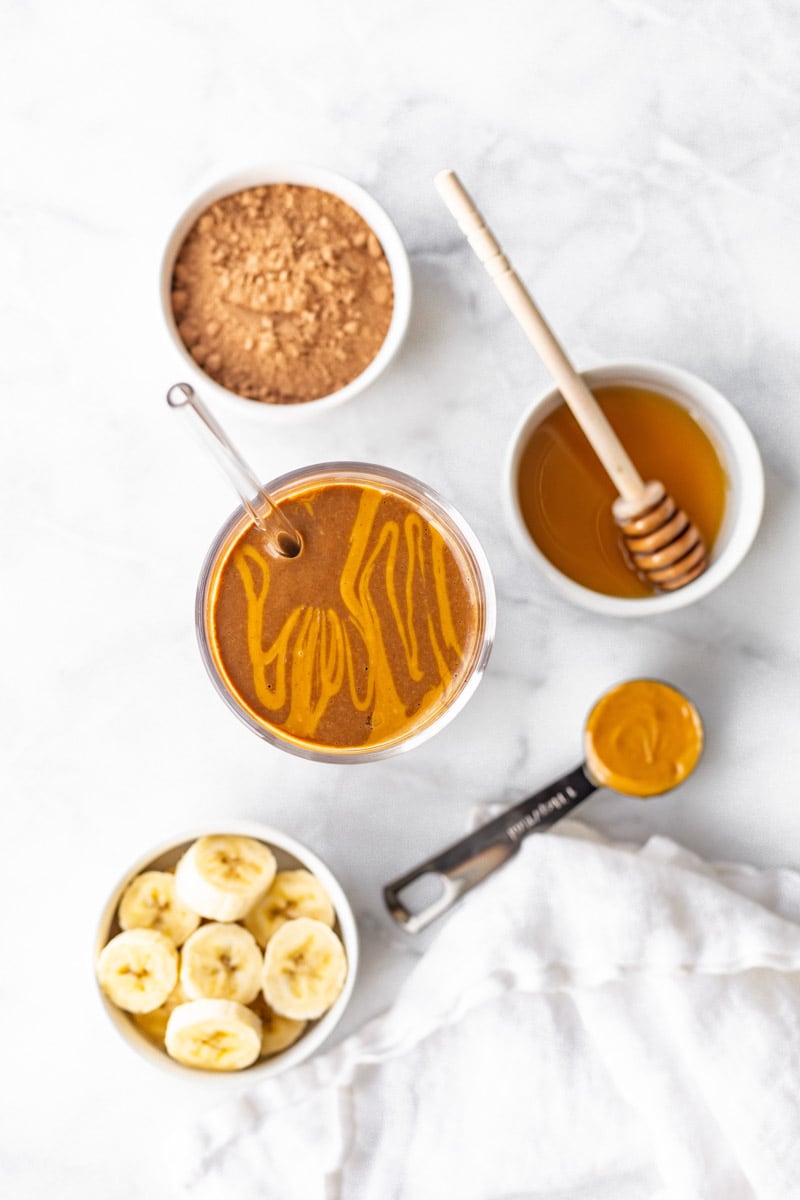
[160,166,411,417]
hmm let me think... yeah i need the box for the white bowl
[95,822,359,1082]
[505,360,764,616]
[160,164,412,420]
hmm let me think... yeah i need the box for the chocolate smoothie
[203,470,489,755]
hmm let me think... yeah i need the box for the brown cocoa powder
[171,184,395,404]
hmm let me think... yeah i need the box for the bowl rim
[159,162,413,420]
[504,358,765,616]
[195,461,497,762]
[94,820,360,1083]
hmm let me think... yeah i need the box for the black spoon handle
[383,764,597,933]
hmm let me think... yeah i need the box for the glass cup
[196,462,496,762]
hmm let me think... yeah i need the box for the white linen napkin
[179,820,800,1200]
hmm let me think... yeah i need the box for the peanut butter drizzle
[584,679,704,797]
[231,488,466,745]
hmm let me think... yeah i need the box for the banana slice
[118,871,200,946]
[96,929,178,1014]
[165,999,262,1071]
[243,869,335,948]
[174,835,277,921]
[250,993,307,1057]
[180,922,263,1004]
[133,981,185,1044]
[262,917,347,1020]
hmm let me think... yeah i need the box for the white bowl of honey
[505,360,764,616]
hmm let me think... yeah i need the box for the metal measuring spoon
[384,679,703,933]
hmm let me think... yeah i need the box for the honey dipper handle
[435,169,646,505]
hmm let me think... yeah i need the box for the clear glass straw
[166,382,302,558]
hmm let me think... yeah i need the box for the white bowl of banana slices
[95,822,358,1079]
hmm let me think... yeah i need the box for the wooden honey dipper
[435,170,708,592]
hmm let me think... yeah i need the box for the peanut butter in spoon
[584,678,704,797]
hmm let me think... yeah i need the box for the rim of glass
[196,462,496,762]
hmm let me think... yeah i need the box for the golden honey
[516,385,728,597]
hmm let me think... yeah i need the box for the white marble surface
[3,0,800,1195]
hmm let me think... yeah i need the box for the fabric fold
[180,821,800,1200]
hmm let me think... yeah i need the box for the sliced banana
[244,869,335,948]
[174,835,277,921]
[118,870,200,946]
[262,917,347,1020]
[250,993,307,1057]
[133,981,185,1044]
[165,999,262,1071]
[180,922,263,1004]
[96,929,178,1014]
